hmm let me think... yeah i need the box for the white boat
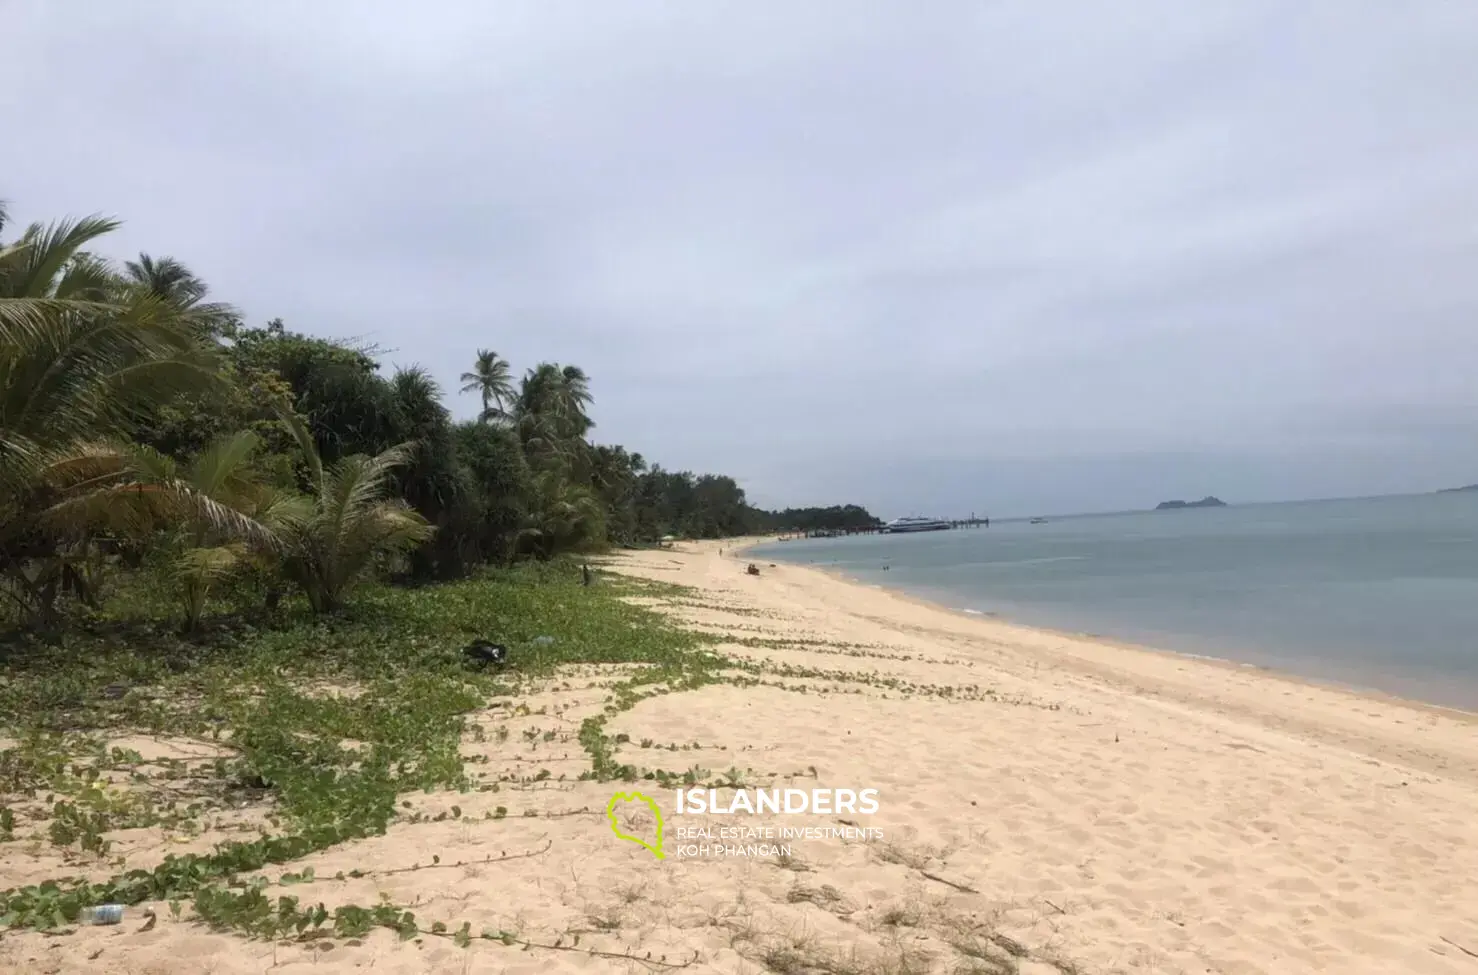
[882,516,952,534]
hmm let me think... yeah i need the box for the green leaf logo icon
[607,791,665,860]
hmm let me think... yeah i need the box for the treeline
[750,505,882,533]
[0,201,876,631]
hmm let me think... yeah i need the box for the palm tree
[512,362,598,466]
[1,215,221,489]
[125,253,206,304]
[1,210,233,626]
[123,253,238,337]
[459,349,514,423]
[117,431,305,632]
[559,364,595,439]
[275,410,434,613]
[0,210,121,347]
[560,364,593,411]
[519,470,605,559]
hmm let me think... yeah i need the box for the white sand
[5,539,1477,974]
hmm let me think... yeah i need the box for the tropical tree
[560,364,594,436]
[231,320,399,464]
[0,210,239,626]
[119,431,304,632]
[519,470,605,559]
[459,349,515,424]
[387,366,471,580]
[124,253,237,337]
[589,444,645,544]
[452,420,531,565]
[275,411,433,613]
[512,362,597,476]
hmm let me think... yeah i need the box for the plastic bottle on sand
[80,905,124,925]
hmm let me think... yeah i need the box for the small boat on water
[1029,517,1048,524]
[881,516,952,534]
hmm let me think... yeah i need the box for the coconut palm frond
[460,349,515,420]
[187,429,261,500]
[39,477,277,551]
[0,429,44,494]
[125,254,206,303]
[171,543,248,582]
[118,441,180,484]
[250,487,313,535]
[53,253,118,301]
[4,215,121,299]
[91,357,222,426]
[321,444,415,550]
[0,296,110,347]
[31,441,132,494]
[365,500,434,547]
[275,404,324,488]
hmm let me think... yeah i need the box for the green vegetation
[0,199,851,946]
[1,198,877,633]
[0,203,1085,972]
[750,504,883,534]
[0,564,717,939]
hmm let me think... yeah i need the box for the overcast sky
[7,2,1478,516]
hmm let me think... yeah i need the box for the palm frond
[53,253,118,301]
[0,296,111,347]
[41,477,281,551]
[275,404,324,488]
[250,487,313,534]
[364,500,435,550]
[4,215,121,299]
[171,544,248,582]
[187,430,260,499]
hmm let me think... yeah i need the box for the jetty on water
[778,514,990,540]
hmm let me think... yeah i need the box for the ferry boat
[881,516,952,534]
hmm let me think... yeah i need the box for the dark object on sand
[582,563,592,586]
[746,563,761,576]
[462,640,509,668]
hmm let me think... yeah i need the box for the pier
[779,513,990,540]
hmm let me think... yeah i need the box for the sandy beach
[5,538,1478,975]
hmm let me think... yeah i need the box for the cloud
[8,0,1478,516]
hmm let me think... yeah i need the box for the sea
[747,493,1478,711]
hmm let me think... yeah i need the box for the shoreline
[603,539,1478,972]
[734,536,1478,719]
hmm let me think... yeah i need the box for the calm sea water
[748,493,1478,711]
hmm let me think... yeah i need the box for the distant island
[1155,496,1227,510]
[1437,484,1478,494]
